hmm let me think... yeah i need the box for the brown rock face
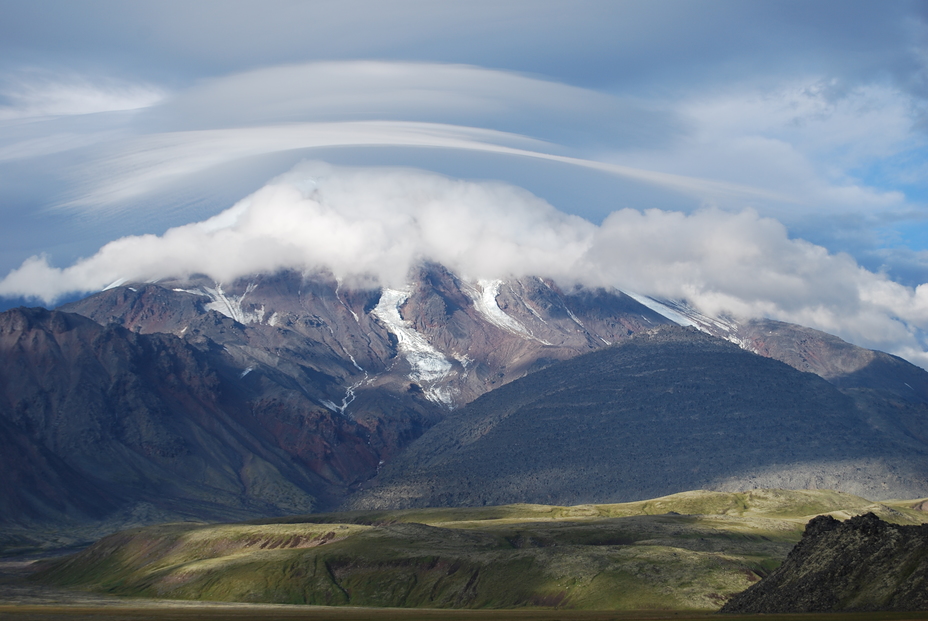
[0,306,410,529]
[733,318,928,403]
[61,267,674,411]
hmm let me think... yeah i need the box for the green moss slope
[33,489,928,611]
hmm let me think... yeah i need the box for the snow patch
[565,307,584,328]
[239,366,254,379]
[103,278,128,291]
[323,354,369,415]
[200,282,267,324]
[651,297,740,335]
[335,278,360,323]
[464,279,551,344]
[624,292,752,350]
[372,288,454,407]
[322,374,366,415]
[623,291,697,327]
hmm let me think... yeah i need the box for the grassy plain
[5,605,928,621]
[22,489,928,614]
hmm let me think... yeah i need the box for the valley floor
[3,604,928,621]
[5,489,928,618]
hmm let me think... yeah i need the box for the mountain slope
[59,267,675,412]
[6,264,928,536]
[347,326,928,510]
[0,306,397,530]
[63,270,928,416]
[733,318,928,404]
[4,268,677,536]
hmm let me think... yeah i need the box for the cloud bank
[3,163,927,367]
[3,59,928,293]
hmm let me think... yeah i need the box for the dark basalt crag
[721,512,928,613]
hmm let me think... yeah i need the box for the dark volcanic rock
[721,512,928,612]
[8,268,672,535]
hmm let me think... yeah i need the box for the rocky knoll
[721,512,928,612]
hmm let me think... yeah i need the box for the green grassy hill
[32,489,928,611]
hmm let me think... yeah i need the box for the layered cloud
[3,13,928,373]
[8,62,922,251]
[3,163,927,366]
[0,72,164,120]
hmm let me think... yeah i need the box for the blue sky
[3,0,928,365]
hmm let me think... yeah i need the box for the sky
[3,1,928,365]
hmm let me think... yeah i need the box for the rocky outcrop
[721,512,928,612]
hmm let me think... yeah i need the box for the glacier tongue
[372,288,454,407]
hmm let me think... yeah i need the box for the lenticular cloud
[2,162,927,366]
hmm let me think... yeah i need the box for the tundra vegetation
[29,489,928,613]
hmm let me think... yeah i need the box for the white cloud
[605,79,923,220]
[58,118,785,214]
[146,61,634,132]
[5,63,920,242]
[59,121,550,210]
[2,62,928,367]
[0,72,164,120]
[30,64,919,264]
[3,163,928,367]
